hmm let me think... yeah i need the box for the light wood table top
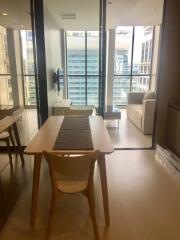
[0,115,20,134]
[24,116,114,155]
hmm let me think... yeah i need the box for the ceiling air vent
[60,13,77,20]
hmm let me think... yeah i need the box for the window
[66,31,99,107]
[114,27,133,75]
[20,30,36,105]
[0,25,12,105]
[113,26,154,105]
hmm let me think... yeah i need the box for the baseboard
[155,144,180,177]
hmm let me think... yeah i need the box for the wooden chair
[64,108,93,116]
[0,130,13,167]
[43,150,100,240]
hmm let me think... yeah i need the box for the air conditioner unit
[60,13,77,20]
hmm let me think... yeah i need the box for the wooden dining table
[24,115,114,227]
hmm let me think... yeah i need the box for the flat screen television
[53,68,64,92]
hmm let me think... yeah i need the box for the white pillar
[106,29,115,106]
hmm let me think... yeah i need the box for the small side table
[104,105,121,128]
[53,99,72,115]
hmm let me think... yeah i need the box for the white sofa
[126,91,156,135]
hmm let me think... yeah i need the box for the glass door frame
[99,0,107,116]
[30,0,48,127]
[30,0,106,123]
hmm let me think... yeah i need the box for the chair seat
[56,180,88,193]
[0,131,10,139]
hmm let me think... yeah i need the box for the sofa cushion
[127,104,142,130]
[143,91,155,101]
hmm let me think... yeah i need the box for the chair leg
[6,138,13,168]
[46,197,56,240]
[87,187,100,240]
[8,127,16,148]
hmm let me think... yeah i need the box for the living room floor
[0,150,180,240]
[106,109,152,148]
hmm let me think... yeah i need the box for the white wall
[150,26,160,91]
[44,5,63,115]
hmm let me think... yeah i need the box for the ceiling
[0,0,31,29]
[45,0,164,30]
[107,0,164,28]
[0,0,164,30]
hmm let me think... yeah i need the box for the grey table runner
[53,116,93,150]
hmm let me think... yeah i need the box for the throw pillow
[143,91,155,101]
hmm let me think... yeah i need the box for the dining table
[24,115,114,227]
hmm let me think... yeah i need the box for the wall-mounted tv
[53,68,64,92]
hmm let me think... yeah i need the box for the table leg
[98,153,110,226]
[12,122,24,165]
[31,154,42,227]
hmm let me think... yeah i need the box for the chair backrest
[65,108,93,116]
[43,151,99,192]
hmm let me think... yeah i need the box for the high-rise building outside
[113,27,133,106]
[137,26,153,92]
[66,31,99,107]
[20,30,36,105]
[113,26,153,106]
[0,25,12,105]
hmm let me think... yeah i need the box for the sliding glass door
[31,0,106,122]
[65,0,106,114]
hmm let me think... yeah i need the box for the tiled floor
[106,109,152,148]
[1,150,180,240]
[0,154,32,231]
